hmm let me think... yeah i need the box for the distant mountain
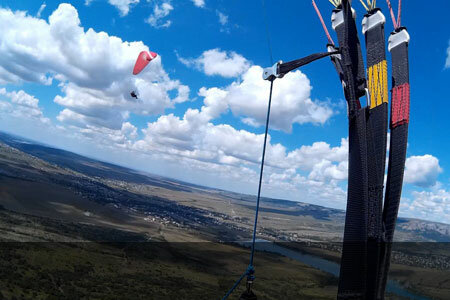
[0,131,449,242]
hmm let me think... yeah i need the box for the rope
[359,0,370,11]
[221,79,274,300]
[221,269,249,300]
[385,0,398,29]
[312,0,335,45]
[250,79,273,267]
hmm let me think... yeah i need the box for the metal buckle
[262,61,283,81]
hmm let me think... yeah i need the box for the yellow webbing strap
[367,60,388,108]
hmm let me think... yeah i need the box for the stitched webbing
[391,83,410,128]
[368,60,388,108]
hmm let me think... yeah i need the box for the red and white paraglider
[130,50,158,99]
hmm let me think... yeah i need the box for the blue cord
[221,79,274,300]
[249,79,273,267]
[222,265,255,300]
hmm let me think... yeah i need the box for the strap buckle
[262,61,284,81]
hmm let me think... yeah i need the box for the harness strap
[334,1,369,298]
[377,27,410,300]
[362,8,389,299]
[278,51,339,76]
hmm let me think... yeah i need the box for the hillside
[0,131,448,243]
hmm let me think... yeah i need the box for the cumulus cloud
[200,65,333,132]
[446,41,450,69]
[135,89,340,171]
[0,4,188,131]
[177,48,250,78]
[404,155,442,187]
[0,88,50,124]
[401,189,450,224]
[146,1,173,28]
[135,124,348,207]
[191,0,205,8]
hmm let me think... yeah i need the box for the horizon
[2,129,449,226]
[0,1,449,224]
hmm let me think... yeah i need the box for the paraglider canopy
[133,51,157,75]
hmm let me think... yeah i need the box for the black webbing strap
[335,1,369,298]
[339,109,369,300]
[377,27,410,300]
[328,44,350,101]
[363,9,389,299]
[278,51,339,76]
[332,8,367,109]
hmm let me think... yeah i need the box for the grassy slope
[0,209,338,300]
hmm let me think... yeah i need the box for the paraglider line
[312,0,335,45]
[249,79,273,267]
[221,79,274,300]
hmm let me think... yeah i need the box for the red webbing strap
[390,83,410,128]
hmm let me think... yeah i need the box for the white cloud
[108,0,139,16]
[446,41,450,69]
[146,1,173,28]
[200,65,333,132]
[308,159,348,182]
[191,0,205,8]
[401,189,450,224]
[36,3,46,18]
[216,10,228,25]
[78,122,138,148]
[404,155,442,187]
[178,48,250,78]
[85,0,139,16]
[135,88,340,171]
[108,0,139,17]
[0,4,188,131]
[0,88,50,124]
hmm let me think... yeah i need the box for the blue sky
[0,0,449,224]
